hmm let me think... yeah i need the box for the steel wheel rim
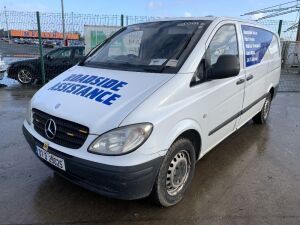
[166,150,191,196]
[18,69,32,84]
[263,97,271,120]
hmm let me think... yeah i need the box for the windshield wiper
[140,67,162,73]
[86,60,162,73]
[110,62,161,73]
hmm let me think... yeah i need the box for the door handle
[236,78,245,85]
[246,74,254,81]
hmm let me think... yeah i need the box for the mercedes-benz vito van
[23,17,281,207]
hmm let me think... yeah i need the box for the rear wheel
[253,93,272,124]
[17,68,33,85]
[151,138,196,207]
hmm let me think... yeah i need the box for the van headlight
[88,123,153,155]
[25,100,32,125]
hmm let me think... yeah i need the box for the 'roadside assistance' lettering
[48,74,128,106]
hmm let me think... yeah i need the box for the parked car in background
[0,55,6,80]
[13,38,21,44]
[24,39,32,45]
[69,40,84,46]
[43,40,56,48]
[18,38,26,44]
[3,38,10,43]
[7,46,85,84]
[33,40,39,45]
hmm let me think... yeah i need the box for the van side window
[191,24,239,86]
[241,25,273,67]
[207,24,239,66]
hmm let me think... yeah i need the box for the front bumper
[23,125,163,200]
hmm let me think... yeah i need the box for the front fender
[161,118,203,155]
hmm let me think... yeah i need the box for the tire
[17,67,34,85]
[151,138,196,207]
[253,93,272,124]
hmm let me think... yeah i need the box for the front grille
[32,108,89,149]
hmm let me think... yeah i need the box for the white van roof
[140,16,258,24]
[147,16,216,22]
[135,16,275,36]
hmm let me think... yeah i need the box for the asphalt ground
[0,83,299,225]
[0,39,51,57]
[279,72,300,92]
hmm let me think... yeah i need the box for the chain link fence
[258,20,298,41]
[281,41,300,73]
[0,11,168,87]
[0,10,298,87]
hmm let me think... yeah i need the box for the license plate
[36,146,66,171]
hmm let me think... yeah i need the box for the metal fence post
[36,11,46,85]
[278,20,283,37]
[121,14,124,27]
[61,0,66,46]
[4,6,10,40]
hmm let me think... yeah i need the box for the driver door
[192,22,246,154]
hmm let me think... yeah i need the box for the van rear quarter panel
[267,34,281,92]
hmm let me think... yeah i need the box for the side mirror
[208,55,240,79]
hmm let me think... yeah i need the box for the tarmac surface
[0,39,51,58]
[279,73,300,92]
[0,85,300,225]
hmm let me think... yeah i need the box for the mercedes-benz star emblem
[45,119,57,139]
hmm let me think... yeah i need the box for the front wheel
[17,68,34,85]
[151,138,196,207]
[253,93,272,124]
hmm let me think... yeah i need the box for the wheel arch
[14,64,37,84]
[16,63,37,76]
[163,119,203,160]
[267,84,275,100]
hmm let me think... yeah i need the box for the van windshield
[83,20,211,73]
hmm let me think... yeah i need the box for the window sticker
[149,59,167,66]
[165,59,178,67]
[241,25,273,67]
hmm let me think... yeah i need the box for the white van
[23,17,281,207]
